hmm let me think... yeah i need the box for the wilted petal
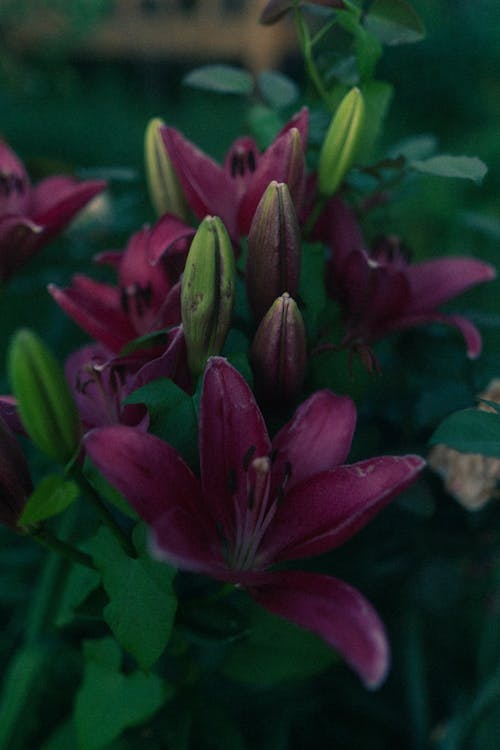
[200,358,271,536]
[405,257,496,313]
[0,216,43,282]
[271,390,357,490]
[249,569,389,689]
[48,276,136,353]
[262,455,425,562]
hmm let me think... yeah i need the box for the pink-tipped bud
[250,293,307,402]
[246,181,301,321]
[0,415,33,530]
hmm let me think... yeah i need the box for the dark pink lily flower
[159,109,308,240]
[65,344,149,431]
[48,216,194,354]
[0,415,33,530]
[0,139,106,283]
[85,357,424,688]
[320,198,496,360]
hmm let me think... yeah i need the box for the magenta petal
[384,311,484,359]
[200,358,271,536]
[48,276,136,353]
[405,257,497,312]
[31,176,106,238]
[249,570,390,689]
[161,126,237,236]
[277,107,309,149]
[84,425,202,525]
[262,455,425,562]
[239,128,305,235]
[151,506,227,576]
[148,213,195,265]
[271,391,357,491]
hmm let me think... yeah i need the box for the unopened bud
[144,117,188,220]
[8,329,81,464]
[246,181,301,321]
[181,216,235,378]
[250,293,307,402]
[0,415,33,530]
[318,87,365,197]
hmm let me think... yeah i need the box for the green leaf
[54,563,101,627]
[125,378,198,468]
[429,409,500,457]
[75,637,168,750]
[183,65,253,95]
[88,526,177,670]
[19,474,79,525]
[356,80,393,161]
[364,0,425,45]
[257,70,299,108]
[410,155,488,183]
[299,242,328,339]
[83,456,138,520]
[222,602,336,686]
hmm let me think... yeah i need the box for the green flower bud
[250,293,307,403]
[8,329,81,464]
[144,117,188,220]
[181,216,235,378]
[246,181,301,322]
[318,87,365,198]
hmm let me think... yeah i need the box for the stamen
[243,445,256,470]
[247,150,256,173]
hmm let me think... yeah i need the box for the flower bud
[144,117,188,220]
[318,87,365,198]
[8,329,81,464]
[250,293,307,402]
[181,216,235,378]
[0,415,33,530]
[246,181,301,321]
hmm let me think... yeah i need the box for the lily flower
[48,217,194,354]
[159,109,308,240]
[0,139,106,283]
[85,357,424,688]
[321,198,496,361]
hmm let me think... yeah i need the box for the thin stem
[31,526,95,570]
[71,464,135,557]
[294,7,333,111]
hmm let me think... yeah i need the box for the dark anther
[269,448,278,464]
[243,445,256,470]
[227,468,238,493]
[0,173,25,196]
[247,149,256,173]
[120,288,129,314]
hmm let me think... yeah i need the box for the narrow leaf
[20,475,79,525]
[411,155,488,183]
[183,65,253,95]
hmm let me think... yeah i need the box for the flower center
[225,448,291,571]
[229,147,257,179]
[120,281,153,319]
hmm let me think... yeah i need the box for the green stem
[31,526,95,570]
[294,8,333,111]
[71,464,135,557]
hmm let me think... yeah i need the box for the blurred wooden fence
[7,0,296,73]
